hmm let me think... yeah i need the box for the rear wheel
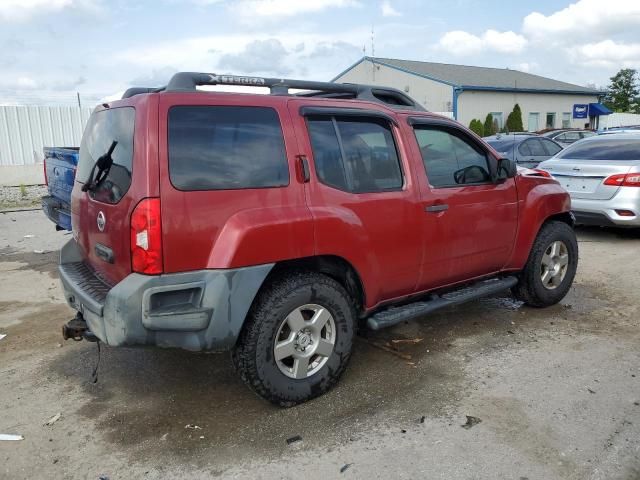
[512,221,578,307]
[232,271,355,406]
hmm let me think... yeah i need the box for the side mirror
[496,158,517,181]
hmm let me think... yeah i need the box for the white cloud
[16,76,38,89]
[567,39,640,68]
[381,1,401,17]
[218,39,291,75]
[438,29,527,56]
[115,32,366,83]
[515,62,538,73]
[0,0,98,21]
[230,0,360,18]
[523,0,640,43]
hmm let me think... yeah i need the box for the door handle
[425,204,449,213]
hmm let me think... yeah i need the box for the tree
[604,68,640,113]
[468,119,484,137]
[506,104,524,132]
[483,113,497,136]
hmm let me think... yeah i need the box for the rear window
[486,139,514,153]
[556,138,640,160]
[78,107,135,204]
[168,106,289,190]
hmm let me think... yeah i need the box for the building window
[562,112,571,128]
[546,112,556,129]
[490,112,503,129]
[528,112,540,132]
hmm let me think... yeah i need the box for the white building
[333,57,608,131]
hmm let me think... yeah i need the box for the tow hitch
[62,313,98,342]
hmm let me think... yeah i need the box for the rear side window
[168,106,289,190]
[414,127,491,187]
[78,107,135,204]
[541,138,562,156]
[306,116,403,193]
[527,139,547,156]
[556,138,640,160]
[518,141,532,156]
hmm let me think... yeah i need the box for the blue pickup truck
[42,147,78,231]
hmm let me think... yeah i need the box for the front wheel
[512,221,578,307]
[232,271,355,407]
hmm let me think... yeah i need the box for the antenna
[371,25,375,82]
[371,25,375,57]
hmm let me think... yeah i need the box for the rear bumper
[58,239,273,351]
[42,196,71,231]
[571,188,640,227]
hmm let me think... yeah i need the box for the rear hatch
[538,136,640,200]
[70,105,139,285]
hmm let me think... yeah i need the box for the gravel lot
[0,210,639,480]
[0,185,48,210]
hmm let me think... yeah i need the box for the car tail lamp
[532,168,552,178]
[603,173,640,187]
[130,198,163,274]
[43,158,48,186]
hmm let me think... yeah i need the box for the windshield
[556,138,640,161]
[78,107,135,203]
[486,139,515,152]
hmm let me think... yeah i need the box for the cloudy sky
[0,0,638,105]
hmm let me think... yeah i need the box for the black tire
[512,220,578,307]
[231,270,356,407]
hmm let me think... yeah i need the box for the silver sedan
[537,134,640,228]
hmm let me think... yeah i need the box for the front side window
[414,127,491,187]
[306,116,403,193]
[168,106,289,191]
[78,107,135,204]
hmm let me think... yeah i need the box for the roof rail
[122,72,425,111]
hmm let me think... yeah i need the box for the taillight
[532,168,552,178]
[43,158,48,186]
[603,173,640,187]
[130,198,163,274]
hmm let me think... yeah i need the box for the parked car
[484,133,563,168]
[541,129,596,146]
[537,134,640,228]
[42,147,78,231]
[59,72,578,406]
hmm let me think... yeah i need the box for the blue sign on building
[573,104,589,119]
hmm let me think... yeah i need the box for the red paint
[71,91,571,310]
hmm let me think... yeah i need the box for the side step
[367,276,518,331]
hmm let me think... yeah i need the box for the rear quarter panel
[157,93,314,273]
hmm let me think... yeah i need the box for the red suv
[60,72,578,406]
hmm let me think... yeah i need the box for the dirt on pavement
[1,210,639,480]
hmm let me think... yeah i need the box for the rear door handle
[425,204,449,213]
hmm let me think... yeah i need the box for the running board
[367,276,519,331]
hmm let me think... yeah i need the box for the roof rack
[121,72,425,111]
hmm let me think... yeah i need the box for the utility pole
[76,92,81,109]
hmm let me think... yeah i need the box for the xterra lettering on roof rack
[121,71,426,111]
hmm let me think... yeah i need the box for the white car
[537,134,640,228]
